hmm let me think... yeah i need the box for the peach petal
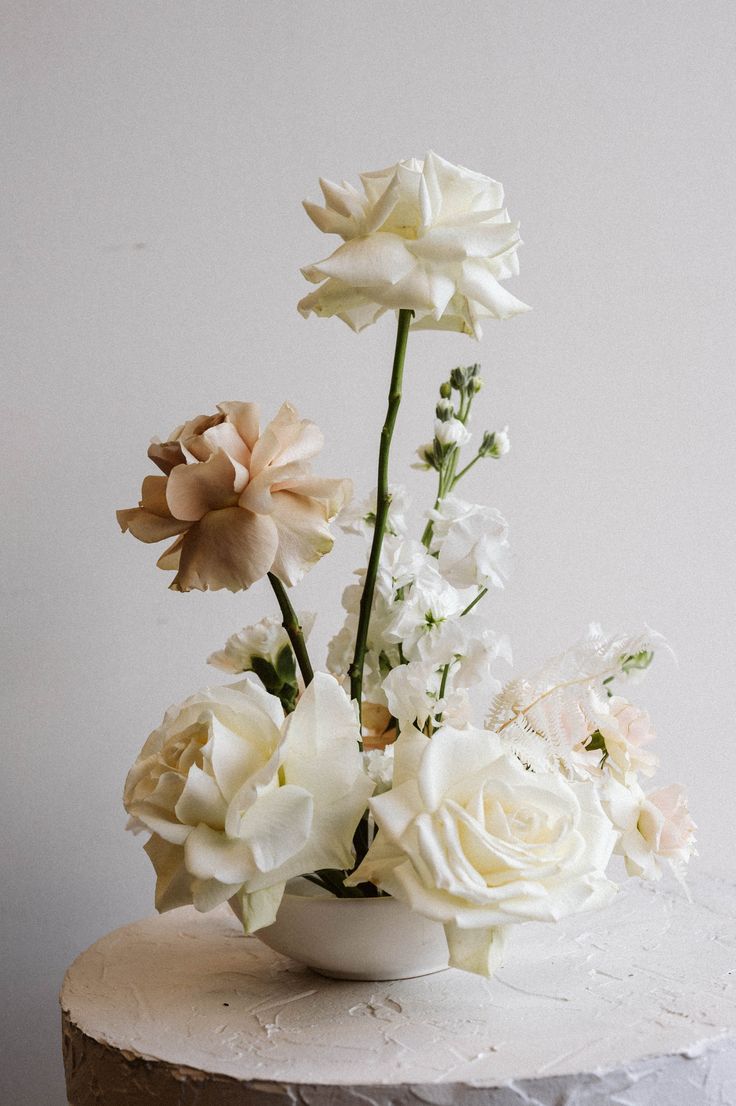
[217,402,260,450]
[170,508,279,592]
[249,403,324,476]
[166,451,245,522]
[157,534,184,571]
[117,506,189,543]
[279,474,352,516]
[201,421,252,467]
[269,492,334,587]
[147,440,185,475]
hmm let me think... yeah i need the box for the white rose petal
[124,674,374,933]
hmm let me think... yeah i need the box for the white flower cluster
[328,486,512,739]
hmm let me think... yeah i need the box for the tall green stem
[267,572,314,687]
[348,309,413,719]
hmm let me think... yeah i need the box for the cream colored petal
[217,402,261,451]
[309,233,415,289]
[268,492,335,587]
[443,922,507,977]
[418,726,500,811]
[185,824,256,884]
[239,461,312,515]
[191,877,243,913]
[170,508,279,593]
[174,763,227,830]
[297,280,388,331]
[166,451,245,522]
[143,835,193,912]
[229,882,285,935]
[237,785,314,874]
[459,260,532,319]
[411,223,520,263]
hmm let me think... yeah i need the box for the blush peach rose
[117,402,351,592]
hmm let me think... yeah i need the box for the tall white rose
[124,674,373,933]
[349,725,617,976]
[298,152,530,338]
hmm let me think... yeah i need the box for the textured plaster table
[61,872,736,1105]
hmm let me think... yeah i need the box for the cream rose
[117,401,351,592]
[299,151,530,338]
[349,725,617,975]
[124,674,374,933]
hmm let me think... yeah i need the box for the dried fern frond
[487,624,667,745]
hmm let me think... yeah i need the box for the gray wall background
[3,2,735,1101]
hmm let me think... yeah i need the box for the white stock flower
[207,614,315,674]
[434,417,471,448]
[384,562,468,658]
[124,675,373,933]
[382,660,441,730]
[602,777,696,881]
[340,485,409,540]
[299,151,530,338]
[430,496,510,590]
[349,725,617,975]
[363,747,395,794]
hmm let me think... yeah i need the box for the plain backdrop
[2,2,735,1101]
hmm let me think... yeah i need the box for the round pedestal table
[61,872,736,1105]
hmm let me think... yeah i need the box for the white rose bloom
[602,777,696,881]
[349,725,617,976]
[124,675,374,933]
[298,151,530,338]
[207,614,316,674]
[434,417,471,448]
[340,484,409,540]
[430,496,511,590]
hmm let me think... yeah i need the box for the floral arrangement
[119,152,695,977]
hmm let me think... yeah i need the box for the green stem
[267,572,314,687]
[452,452,481,486]
[348,309,413,719]
[461,586,488,617]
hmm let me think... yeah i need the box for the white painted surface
[61,873,736,1102]
[3,3,736,1101]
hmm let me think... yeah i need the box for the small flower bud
[435,398,454,421]
[450,367,465,391]
[469,376,483,394]
[439,381,452,399]
[480,426,510,458]
[435,417,472,448]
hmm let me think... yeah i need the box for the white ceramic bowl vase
[255,890,450,981]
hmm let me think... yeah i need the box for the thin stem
[349,309,413,719]
[460,586,488,617]
[452,452,482,486]
[267,572,314,687]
